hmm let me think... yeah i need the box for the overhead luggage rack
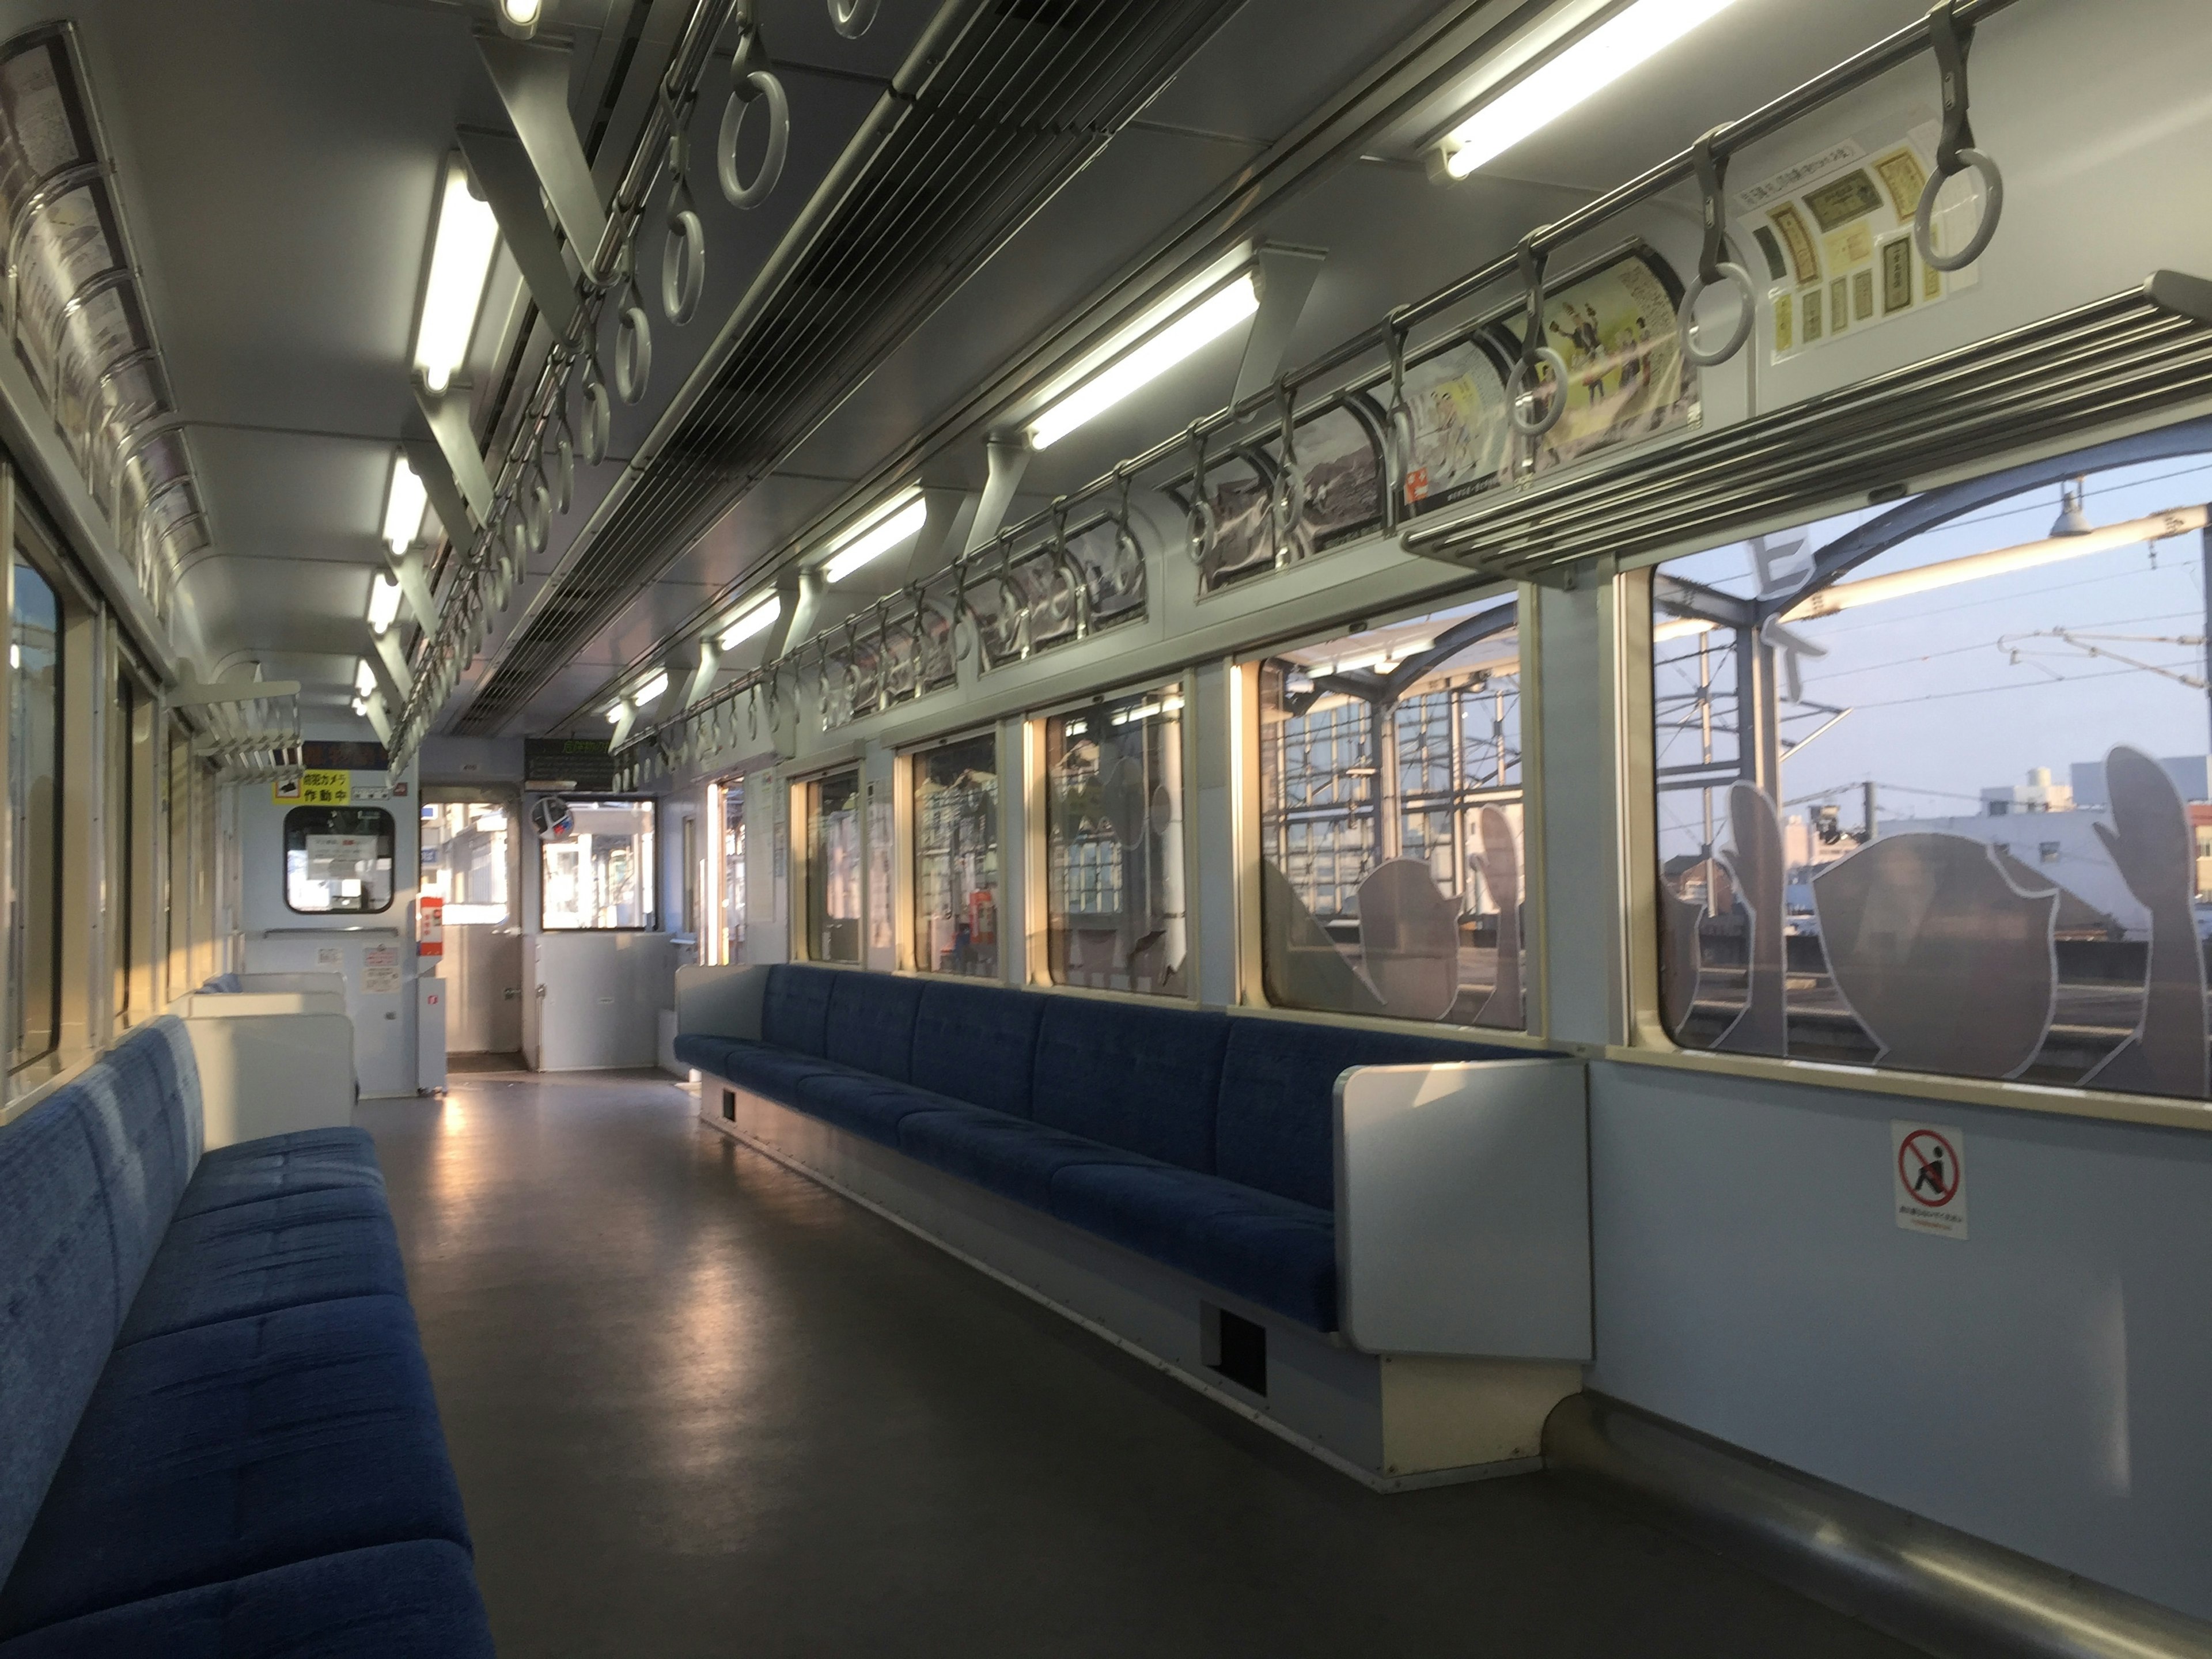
[1399,272,2212,584]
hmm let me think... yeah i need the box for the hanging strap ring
[1271,378,1306,551]
[827,0,878,38]
[1383,315,1415,490]
[1506,237,1567,438]
[1676,127,1756,368]
[615,270,653,404]
[578,354,612,464]
[1109,470,1143,594]
[719,33,790,211]
[547,412,575,513]
[1184,428,1217,566]
[1914,1,2003,272]
[661,135,706,325]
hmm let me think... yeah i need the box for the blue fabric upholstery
[824,972,926,1082]
[0,1540,494,1659]
[1048,1162,1338,1330]
[199,974,244,994]
[896,1107,1153,1211]
[760,964,840,1056]
[0,1097,126,1591]
[1031,999,1231,1172]
[118,1187,408,1347]
[1215,1020,1517,1210]
[68,1044,194,1331]
[793,1073,950,1150]
[910,980,1044,1118]
[683,1035,846,1105]
[175,1128,384,1222]
[0,1296,472,1638]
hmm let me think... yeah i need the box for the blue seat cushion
[0,1540,493,1659]
[910,980,1044,1118]
[824,972,925,1082]
[1215,1018,1519,1210]
[118,1187,408,1346]
[677,1035,843,1106]
[791,1073,950,1150]
[1031,999,1231,1172]
[760,964,840,1056]
[175,1128,384,1222]
[0,1095,125,1590]
[1048,1162,1339,1331]
[72,1039,196,1298]
[0,1296,471,1638]
[896,1107,1154,1211]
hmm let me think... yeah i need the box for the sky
[1654,448,2212,858]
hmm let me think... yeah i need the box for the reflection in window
[719,779,745,964]
[284,807,397,915]
[541,799,655,929]
[9,556,59,1069]
[420,802,511,925]
[912,733,998,977]
[1257,597,1525,1028]
[1045,687,1185,995]
[1650,438,2212,1100]
[806,770,861,962]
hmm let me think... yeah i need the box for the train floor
[358,1071,1919,1659]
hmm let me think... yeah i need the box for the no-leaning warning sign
[1892,1121,1967,1239]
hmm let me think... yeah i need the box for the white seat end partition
[1336,1057,1592,1361]
[178,1012,358,1150]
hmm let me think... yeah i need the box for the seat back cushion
[823,973,926,1083]
[760,964,840,1056]
[71,1022,200,1306]
[1031,999,1230,1172]
[1215,1018,1528,1209]
[0,1090,128,1589]
[910,980,1046,1118]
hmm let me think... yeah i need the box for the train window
[420,802,511,926]
[8,554,62,1069]
[541,799,656,930]
[911,732,998,977]
[284,806,396,914]
[1255,595,1526,1028]
[107,661,137,1024]
[707,777,745,964]
[803,770,861,962]
[1647,438,2212,1100]
[1043,685,1186,996]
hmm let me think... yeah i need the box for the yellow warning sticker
[275,770,351,806]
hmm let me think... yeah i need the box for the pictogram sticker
[1892,1120,1967,1238]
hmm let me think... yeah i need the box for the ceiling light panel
[823,493,928,584]
[1028,272,1259,450]
[382,453,429,554]
[719,593,783,650]
[414,157,500,394]
[1438,0,1748,180]
[368,573,403,634]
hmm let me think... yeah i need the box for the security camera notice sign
[1893,1121,1967,1239]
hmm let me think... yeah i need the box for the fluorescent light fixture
[718,593,783,650]
[635,669,671,708]
[498,0,543,36]
[382,453,429,554]
[605,702,626,724]
[368,572,403,635]
[822,490,927,584]
[414,157,500,394]
[1028,273,1260,450]
[1437,0,1748,180]
[355,660,379,700]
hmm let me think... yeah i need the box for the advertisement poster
[1732,123,1979,365]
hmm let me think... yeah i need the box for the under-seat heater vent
[1203,1304,1267,1397]
[722,1088,736,1122]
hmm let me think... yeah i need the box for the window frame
[537,795,661,933]
[904,726,1002,980]
[796,766,862,964]
[6,527,67,1077]
[282,804,399,917]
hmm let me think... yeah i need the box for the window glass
[1649,441,2212,1100]
[1044,685,1186,995]
[420,802,511,925]
[805,770,861,962]
[1257,595,1526,1028]
[912,733,998,977]
[108,664,134,1024]
[680,812,699,938]
[540,798,654,929]
[721,779,745,964]
[9,555,60,1069]
[284,807,396,914]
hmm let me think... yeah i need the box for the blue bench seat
[679,966,1533,1333]
[0,1020,490,1655]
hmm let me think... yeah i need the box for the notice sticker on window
[362,944,401,997]
[1893,1120,1967,1239]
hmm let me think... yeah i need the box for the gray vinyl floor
[359,1071,1919,1659]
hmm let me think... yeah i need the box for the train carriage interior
[3,0,2212,1652]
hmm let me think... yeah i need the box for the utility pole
[1862,779,1878,843]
